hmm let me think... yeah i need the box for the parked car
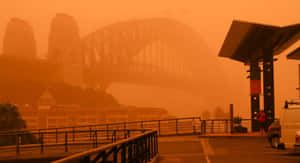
[274,100,300,151]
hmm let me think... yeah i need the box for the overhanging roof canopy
[286,47,300,60]
[219,20,300,63]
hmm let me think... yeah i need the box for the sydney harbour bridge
[4,13,215,93]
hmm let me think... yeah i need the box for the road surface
[158,135,300,163]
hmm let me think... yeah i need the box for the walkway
[157,134,300,163]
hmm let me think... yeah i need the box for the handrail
[0,129,151,136]
[0,117,253,158]
[52,130,158,163]
[0,116,202,134]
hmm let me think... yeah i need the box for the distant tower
[3,18,36,59]
[48,13,83,86]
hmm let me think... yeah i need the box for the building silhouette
[3,18,36,59]
[48,13,83,86]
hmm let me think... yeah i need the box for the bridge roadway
[158,135,300,163]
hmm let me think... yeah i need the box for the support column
[250,61,261,132]
[263,48,275,129]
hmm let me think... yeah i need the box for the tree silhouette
[0,104,37,146]
[0,104,26,130]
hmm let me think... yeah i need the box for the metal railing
[200,119,252,134]
[0,129,149,158]
[0,117,202,136]
[52,130,158,163]
[0,117,253,159]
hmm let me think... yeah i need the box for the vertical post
[250,61,261,132]
[298,64,300,99]
[211,120,214,133]
[155,132,158,154]
[128,142,133,162]
[225,120,228,133]
[127,130,131,138]
[144,137,146,161]
[204,120,207,134]
[147,135,151,161]
[151,134,154,158]
[106,124,109,140]
[16,134,20,155]
[124,122,127,139]
[38,129,41,143]
[201,120,204,134]
[40,133,44,153]
[176,119,178,135]
[263,48,275,129]
[72,127,75,142]
[89,128,92,142]
[94,130,98,148]
[141,138,144,162]
[230,104,234,133]
[56,128,58,144]
[65,132,68,152]
[193,117,196,134]
[133,141,136,160]
[121,144,126,163]
[158,120,161,136]
[113,146,118,163]
[113,130,117,142]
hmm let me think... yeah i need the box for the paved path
[158,135,300,163]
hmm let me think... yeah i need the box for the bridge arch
[80,18,208,90]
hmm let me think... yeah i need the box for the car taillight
[268,126,273,131]
[296,135,300,143]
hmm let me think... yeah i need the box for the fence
[0,117,253,136]
[52,131,158,163]
[0,129,149,158]
[200,119,252,134]
[0,117,253,158]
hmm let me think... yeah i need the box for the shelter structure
[219,20,300,131]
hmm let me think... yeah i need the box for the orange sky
[1,0,300,117]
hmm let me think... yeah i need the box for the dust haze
[1,0,300,118]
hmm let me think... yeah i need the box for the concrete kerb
[198,135,266,139]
